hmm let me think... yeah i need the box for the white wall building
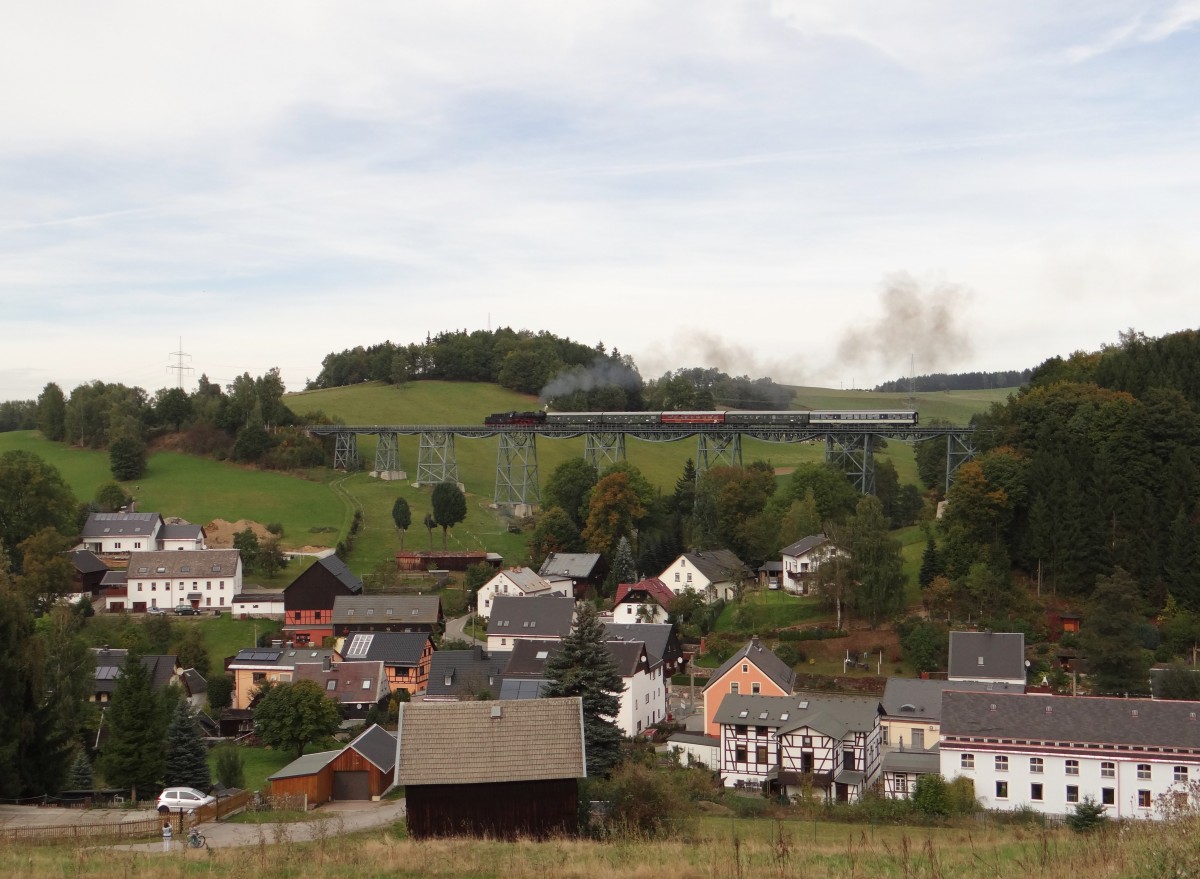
[125,550,242,612]
[607,640,666,736]
[940,691,1200,819]
[476,567,571,619]
[658,550,747,604]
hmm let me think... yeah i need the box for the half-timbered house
[338,631,434,695]
[702,637,796,736]
[282,556,364,646]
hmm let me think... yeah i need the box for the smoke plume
[836,273,973,372]
[636,332,808,386]
[540,357,642,401]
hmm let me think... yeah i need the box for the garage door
[332,771,370,800]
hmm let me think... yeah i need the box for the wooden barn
[267,724,397,806]
[396,698,586,839]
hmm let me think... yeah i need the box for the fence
[0,815,163,846]
[192,789,252,823]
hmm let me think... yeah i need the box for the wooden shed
[396,698,586,839]
[267,724,397,807]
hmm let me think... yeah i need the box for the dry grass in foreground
[2,814,1197,879]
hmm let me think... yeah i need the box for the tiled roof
[488,595,575,638]
[781,535,828,558]
[179,668,208,695]
[426,647,511,698]
[881,678,1024,721]
[126,550,240,580]
[713,692,880,739]
[605,640,653,677]
[504,641,562,678]
[396,698,586,785]
[81,512,163,538]
[332,594,442,626]
[160,523,205,541]
[602,623,677,666]
[232,590,285,603]
[340,631,431,665]
[70,550,108,574]
[91,649,178,694]
[313,555,364,593]
[678,549,748,583]
[100,571,127,587]
[347,724,398,773]
[702,638,796,694]
[941,691,1200,749]
[292,660,388,704]
[538,553,604,579]
[487,567,557,595]
[613,577,674,611]
[948,631,1026,682]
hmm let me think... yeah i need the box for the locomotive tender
[483,409,918,427]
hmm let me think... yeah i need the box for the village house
[658,549,748,603]
[80,512,164,555]
[485,595,575,653]
[283,555,364,646]
[120,549,242,612]
[231,589,286,619]
[716,692,883,803]
[90,648,183,704]
[780,535,841,596]
[701,637,797,736]
[159,522,207,551]
[537,552,607,598]
[603,621,687,678]
[292,656,390,722]
[612,577,674,624]
[332,594,444,636]
[475,567,571,619]
[395,697,586,839]
[948,631,1027,685]
[69,550,108,598]
[424,646,511,701]
[338,631,434,696]
[940,691,1200,819]
[226,646,335,709]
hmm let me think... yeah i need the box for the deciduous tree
[528,507,583,568]
[542,459,598,529]
[1082,568,1151,695]
[391,497,412,550]
[431,482,467,549]
[0,451,77,554]
[253,680,342,759]
[582,471,644,556]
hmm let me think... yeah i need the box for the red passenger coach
[660,411,726,424]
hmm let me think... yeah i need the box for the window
[1175,766,1189,784]
[1065,760,1079,776]
[1102,788,1115,806]
[801,736,813,748]
[1029,757,1044,774]
[735,724,747,735]
[995,781,1008,799]
[882,727,890,746]
[114,542,121,549]
[134,542,141,549]
[961,754,975,770]
[1138,790,1151,808]
[1101,762,1115,778]
[756,726,768,736]
[741,663,748,673]
[362,680,371,689]
[326,680,336,691]
[735,746,747,763]
[1137,764,1151,780]
[896,773,907,794]
[1030,783,1043,801]
[756,746,768,765]
[995,756,1009,772]
[752,682,761,695]
[731,682,739,694]
[674,573,680,582]
[686,573,693,582]
[644,694,649,705]
[1066,785,1079,804]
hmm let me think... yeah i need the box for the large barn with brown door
[395,697,586,839]
[267,724,397,807]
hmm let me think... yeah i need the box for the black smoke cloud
[540,357,642,401]
[836,273,973,373]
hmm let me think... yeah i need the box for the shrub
[266,522,284,536]
[911,774,950,817]
[1066,797,1108,833]
[214,746,246,790]
[592,763,695,837]
[773,644,807,667]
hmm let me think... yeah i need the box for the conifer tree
[543,603,624,777]
[65,750,94,792]
[918,537,942,588]
[164,700,211,790]
[98,651,166,799]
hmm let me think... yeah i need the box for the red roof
[613,577,674,611]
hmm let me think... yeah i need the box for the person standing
[162,819,173,852]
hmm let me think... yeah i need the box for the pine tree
[164,700,211,790]
[543,603,624,777]
[99,651,166,800]
[610,536,636,587]
[918,536,942,588]
[65,750,94,792]
[1082,568,1151,695]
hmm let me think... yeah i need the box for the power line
[166,338,194,390]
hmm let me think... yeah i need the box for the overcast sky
[2,1,1199,400]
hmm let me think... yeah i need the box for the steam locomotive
[483,410,919,427]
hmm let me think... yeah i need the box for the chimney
[322,655,332,672]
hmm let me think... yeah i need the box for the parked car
[174,605,199,616]
[146,606,167,615]
[157,787,215,812]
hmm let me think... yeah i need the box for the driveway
[444,613,480,643]
[109,799,407,852]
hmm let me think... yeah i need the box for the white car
[157,787,215,812]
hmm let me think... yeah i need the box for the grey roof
[314,555,364,593]
[426,647,511,698]
[487,595,575,638]
[606,640,653,677]
[781,535,829,558]
[228,647,334,669]
[91,649,177,694]
[713,693,880,741]
[667,732,719,748]
[126,549,240,579]
[268,750,341,780]
[538,553,604,579]
[504,640,562,678]
[347,724,398,773]
[881,678,1024,721]
[882,746,941,775]
[101,570,127,587]
[499,679,549,700]
[341,631,431,665]
[160,523,205,541]
[179,668,207,695]
[396,698,586,785]
[232,590,285,603]
[70,550,108,575]
[941,692,1200,749]
[81,512,163,538]
[680,549,749,583]
[332,594,441,625]
[758,561,783,574]
[703,638,796,694]
[603,623,676,666]
[948,632,1026,682]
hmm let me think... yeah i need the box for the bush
[214,746,246,790]
[592,762,695,837]
[773,644,807,667]
[778,627,847,642]
[911,774,950,817]
[1066,797,1108,833]
[266,522,284,536]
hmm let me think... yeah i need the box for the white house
[658,550,748,604]
[780,535,843,596]
[160,522,208,551]
[80,512,164,555]
[940,691,1200,819]
[231,589,286,619]
[716,692,883,802]
[124,549,242,612]
[606,640,666,736]
[485,595,575,653]
[612,577,674,624]
[476,567,571,619]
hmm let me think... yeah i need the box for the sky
[2,1,1199,401]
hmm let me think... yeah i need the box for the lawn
[77,613,280,671]
[207,745,294,794]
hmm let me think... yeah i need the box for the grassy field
[3,811,1196,879]
[77,613,281,670]
[711,590,824,633]
[788,384,1016,426]
[207,744,295,793]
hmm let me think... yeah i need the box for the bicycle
[187,829,207,849]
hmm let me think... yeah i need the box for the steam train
[484,409,919,427]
